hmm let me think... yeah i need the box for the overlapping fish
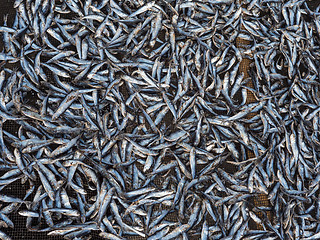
[0,0,319,239]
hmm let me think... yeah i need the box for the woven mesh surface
[0,3,98,240]
[0,0,319,239]
[236,17,271,230]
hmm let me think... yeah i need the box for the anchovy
[0,0,319,239]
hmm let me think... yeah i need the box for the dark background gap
[0,0,104,239]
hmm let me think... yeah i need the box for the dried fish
[0,0,319,239]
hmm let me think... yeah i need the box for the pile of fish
[0,0,320,239]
